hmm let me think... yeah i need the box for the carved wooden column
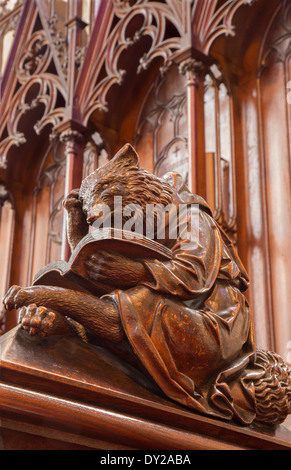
[0,187,14,333]
[59,125,86,261]
[65,0,87,119]
[179,58,206,196]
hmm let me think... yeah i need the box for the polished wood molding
[0,327,290,450]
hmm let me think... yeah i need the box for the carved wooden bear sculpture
[3,144,291,426]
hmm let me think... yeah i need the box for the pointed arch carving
[0,9,66,168]
[77,0,259,126]
[194,0,258,54]
[80,0,184,124]
[0,0,261,154]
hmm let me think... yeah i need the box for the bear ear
[112,143,140,168]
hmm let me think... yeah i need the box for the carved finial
[178,58,205,86]
[59,128,85,158]
[0,185,10,206]
[60,129,84,145]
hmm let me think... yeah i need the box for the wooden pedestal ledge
[0,327,290,450]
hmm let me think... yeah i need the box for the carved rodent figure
[3,144,291,426]
[63,143,174,253]
[3,144,174,343]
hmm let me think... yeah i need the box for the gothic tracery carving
[0,0,23,18]
[0,25,66,167]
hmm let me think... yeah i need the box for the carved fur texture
[79,144,174,229]
[64,144,175,251]
[253,349,291,425]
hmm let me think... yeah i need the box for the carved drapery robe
[104,192,258,424]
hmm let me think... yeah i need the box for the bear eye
[101,182,109,190]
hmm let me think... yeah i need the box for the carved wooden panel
[204,66,236,241]
[134,64,188,178]
[255,2,291,364]
[29,141,66,281]
[82,132,110,179]
[0,191,14,334]
[0,0,23,77]
[134,61,237,242]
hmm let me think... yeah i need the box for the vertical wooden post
[65,0,87,119]
[0,190,14,334]
[55,2,87,261]
[179,58,206,196]
[60,127,86,261]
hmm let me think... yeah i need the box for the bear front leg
[3,285,124,343]
[18,304,77,338]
